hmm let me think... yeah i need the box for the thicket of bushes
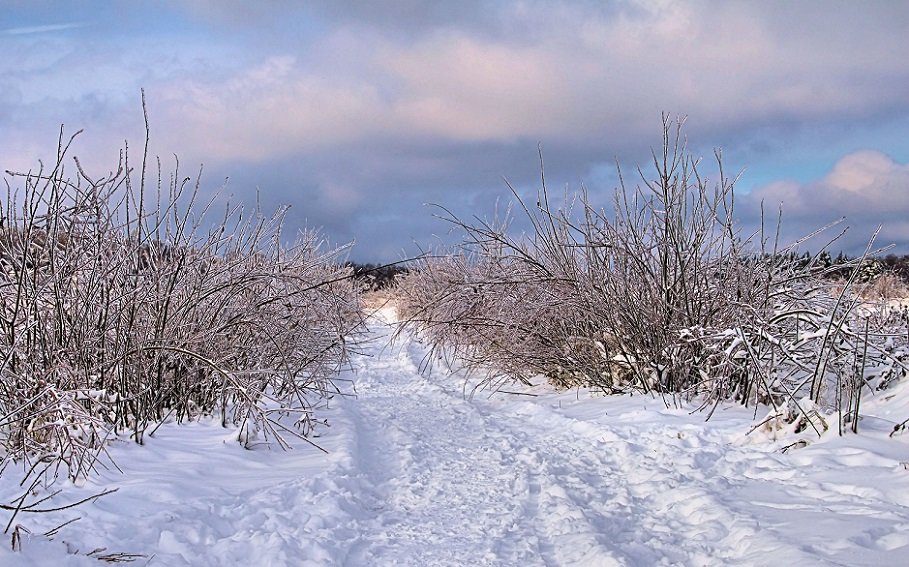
[395,117,909,435]
[0,129,363,485]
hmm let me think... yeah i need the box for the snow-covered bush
[396,116,909,431]
[0,128,364,482]
[395,251,582,389]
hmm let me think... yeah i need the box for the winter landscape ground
[2,304,908,566]
[4,3,909,564]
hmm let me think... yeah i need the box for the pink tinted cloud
[750,151,909,213]
[742,151,909,252]
[134,1,909,165]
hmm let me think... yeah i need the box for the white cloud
[825,151,902,194]
[1,22,87,35]
[150,56,390,162]
[743,151,909,253]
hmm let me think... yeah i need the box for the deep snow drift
[2,306,909,566]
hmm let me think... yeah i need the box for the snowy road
[6,306,909,566]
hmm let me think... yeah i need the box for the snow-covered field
[3,306,909,566]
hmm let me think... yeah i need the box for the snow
[2,305,909,566]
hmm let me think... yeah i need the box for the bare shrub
[0,126,363,483]
[395,116,909,433]
[396,250,582,390]
[862,272,909,299]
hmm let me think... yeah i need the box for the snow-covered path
[332,327,735,566]
[5,307,909,566]
[317,310,909,566]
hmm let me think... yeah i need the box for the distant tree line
[779,252,909,283]
[875,254,909,282]
[345,262,410,290]
[345,254,909,291]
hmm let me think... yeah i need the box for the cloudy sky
[2,1,908,261]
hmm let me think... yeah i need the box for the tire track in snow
[322,317,705,565]
[469,401,762,566]
[334,333,557,566]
